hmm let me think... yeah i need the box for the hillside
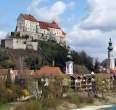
[0,40,93,71]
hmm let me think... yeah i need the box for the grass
[13,101,42,110]
[13,98,63,110]
[0,102,20,110]
[0,103,12,110]
[12,93,94,110]
[64,93,94,106]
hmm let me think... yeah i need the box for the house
[33,66,63,76]
[0,69,9,81]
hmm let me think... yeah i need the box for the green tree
[38,40,68,68]
[25,55,43,69]
[6,69,12,88]
[1,59,15,68]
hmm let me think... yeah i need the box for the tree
[95,74,111,98]
[94,59,100,73]
[25,55,43,69]
[0,40,93,70]
[101,59,108,68]
[74,64,89,74]
[6,69,12,88]
[38,40,68,68]
[1,59,15,68]
[72,51,93,71]
[33,74,70,100]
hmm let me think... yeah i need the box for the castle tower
[107,38,115,69]
[65,49,74,75]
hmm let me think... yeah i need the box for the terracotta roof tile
[21,14,38,22]
[0,69,8,75]
[38,21,49,29]
[34,66,62,75]
[21,14,61,29]
[48,21,60,29]
[38,21,60,29]
[111,67,116,73]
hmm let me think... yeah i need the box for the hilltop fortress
[1,14,66,50]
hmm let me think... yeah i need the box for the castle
[1,14,66,50]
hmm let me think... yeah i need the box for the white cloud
[68,0,116,61]
[80,0,116,31]
[0,31,7,39]
[67,1,75,9]
[28,0,116,61]
[27,0,75,22]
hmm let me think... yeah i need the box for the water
[74,104,116,110]
[100,104,116,110]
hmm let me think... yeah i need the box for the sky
[0,0,116,61]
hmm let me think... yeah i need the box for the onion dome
[67,49,73,61]
[108,38,113,51]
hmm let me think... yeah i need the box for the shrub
[21,89,30,97]
[5,89,13,96]
[64,94,93,105]
[4,88,14,102]
[14,101,42,110]
[65,94,80,105]
[43,98,61,110]
[79,96,93,104]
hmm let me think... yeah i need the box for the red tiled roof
[38,21,49,29]
[21,14,38,22]
[34,67,62,75]
[110,67,116,73]
[48,21,60,29]
[21,14,61,29]
[38,21,60,29]
[0,69,9,75]
[0,69,34,76]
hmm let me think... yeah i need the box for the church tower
[107,38,115,69]
[65,49,74,75]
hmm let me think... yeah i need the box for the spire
[65,47,74,75]
[109,38,112,45]
[108,38,113,51]
[107,38,115,70]
[67,47,73,61]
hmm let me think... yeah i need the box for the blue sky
[0,0,31,31]
[0,0,88,32]
[1,0,116,61]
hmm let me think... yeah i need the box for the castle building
[107,38,115,70]
[16,14,66,45]
[1,14,66,51]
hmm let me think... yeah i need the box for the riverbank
[74,104,113,110]
[72,94,116,110]
[1,93,116,110]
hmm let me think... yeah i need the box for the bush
[14,99,61,110]
[14,101,42,110]
[21,89,30,97]
[43,98,61,110]
[79,96,93,104]
[64,93,93,105]
[4,88,14,102]
[65,94,80,105]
